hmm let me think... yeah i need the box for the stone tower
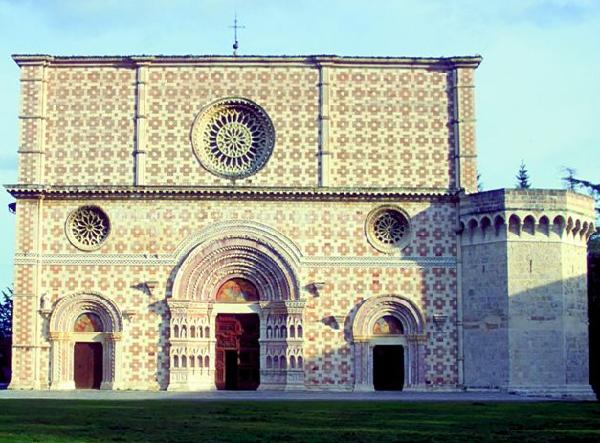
[460,189,595,396]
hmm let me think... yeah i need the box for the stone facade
[6,54,595,395]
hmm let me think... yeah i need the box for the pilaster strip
[317,64,331,187]
[133,63,148,186]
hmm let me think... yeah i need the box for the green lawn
[0,400,599,442]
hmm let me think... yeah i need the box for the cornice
[4,184,457,202]
[12,54,482,69]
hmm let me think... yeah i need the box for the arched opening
[167,234,303,391]
[509,214,521,235]
[539,216,550,235]
[494,215,505,236]
[48,292,123,390]
[352,295,424,392]
[523,215,536,235]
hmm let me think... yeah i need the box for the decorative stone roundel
[366,206,411,253]
[191,98,276,179]
[65,206,110,251]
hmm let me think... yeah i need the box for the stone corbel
[304,282,325,297]
[38,308,52,320]
[433,315,447,330]
[122,310,136,323]
[145,280,159,296]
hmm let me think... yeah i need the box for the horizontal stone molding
[13,54,482,69]
[14,252,456,268]
[4,184,455,201]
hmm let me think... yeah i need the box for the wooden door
[74,342,102,389]
[373,345,404,391]
[215,314,260,390]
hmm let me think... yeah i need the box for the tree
[477,172,484,192]
[0,287,12,339]
[515,161,531,189]
[562,168,600,222]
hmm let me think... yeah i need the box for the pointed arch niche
[168,234,304,391]
[48,292,123,390]
[352,295,426,391]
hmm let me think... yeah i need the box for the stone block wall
[460,189,595,395]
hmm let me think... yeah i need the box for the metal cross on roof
[229,13,245,56]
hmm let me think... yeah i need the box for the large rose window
[191,98,275,179]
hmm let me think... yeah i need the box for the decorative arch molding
[459,211,595,244]
[172,220,303,270]
[172,234,300,302]
[167,230,305,391]
[352,295,426,391]
[49,292,123,334]
[48,292,123,390]
[352,295,424,341]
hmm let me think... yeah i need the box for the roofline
[3,184,456,201]
[12,54,482,69]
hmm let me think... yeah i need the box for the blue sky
[0,0,599,290]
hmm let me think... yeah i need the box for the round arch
[352,295,426,391]
[167,233,304,391]
[48,292,123,390]
[172,236,300,302]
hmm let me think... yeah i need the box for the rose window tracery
[65,206,110,251]
[191,98,275,179]
[366,206,411,253]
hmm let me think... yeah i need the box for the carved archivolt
[191,97,276,179]
[352,295,426,390]
[352,295,424,342]
[172,236,299,302]
[49,292,123,334]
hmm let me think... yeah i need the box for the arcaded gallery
[6,54,595,395]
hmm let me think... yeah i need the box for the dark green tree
[562,168,600,227]
[515,161,531,189]
[0,287,12,339]
[477,173,483,192]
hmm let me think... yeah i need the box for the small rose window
[366,206,411,253]
[65,206,111,251]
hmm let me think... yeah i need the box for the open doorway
[373,345,404,391]
[215,314,260,390]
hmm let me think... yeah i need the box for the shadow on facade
[0,336,11,388]
[588,245,600,395]
[147,299,171,390]
[463,273,595,397]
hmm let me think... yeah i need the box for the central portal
[215,314,260,390]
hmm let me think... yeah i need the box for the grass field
[0,400,599,442]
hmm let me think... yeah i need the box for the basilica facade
[7,54,595,395]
